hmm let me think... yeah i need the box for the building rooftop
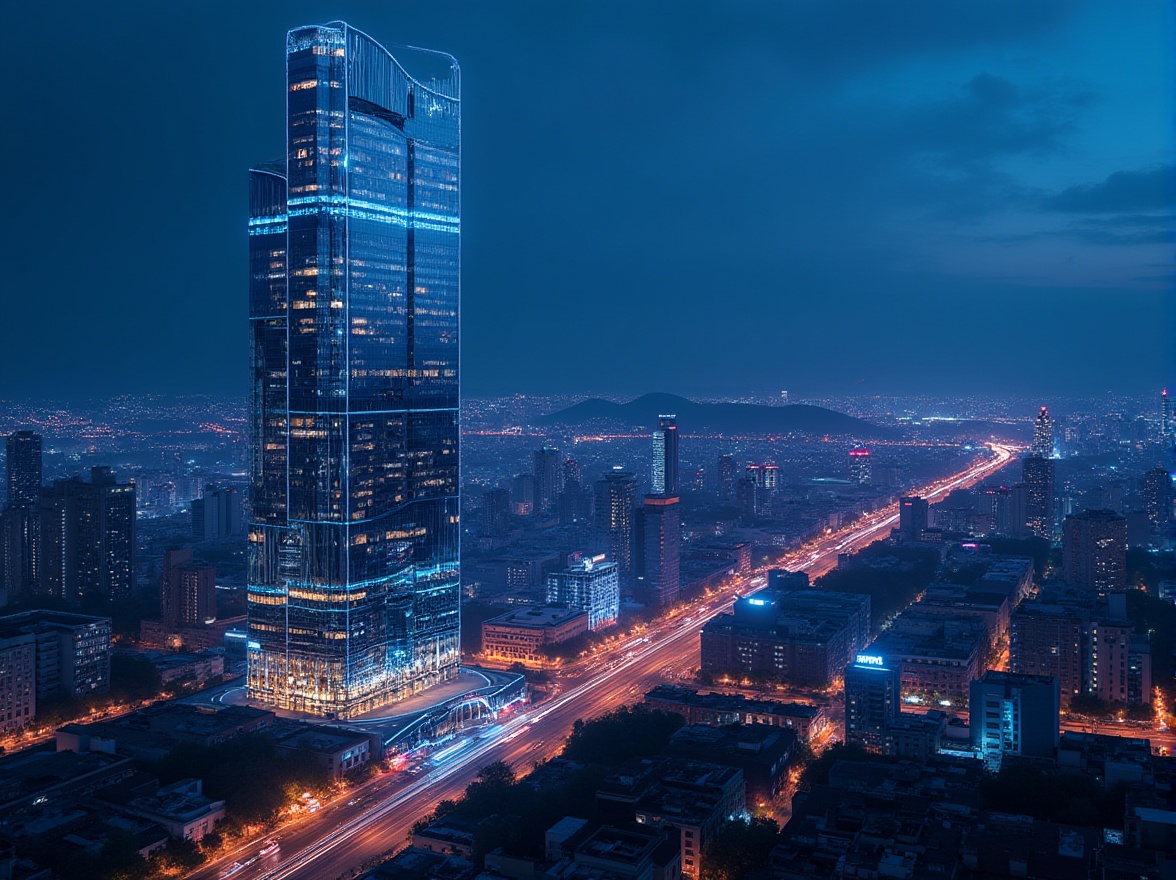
[484,606,589,630]
[645,685,823,720]
[0,609,112,639]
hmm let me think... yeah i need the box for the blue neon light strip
[250,197,458,236]
[248,215,288,236]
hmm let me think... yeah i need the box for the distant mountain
[539,393,892,438]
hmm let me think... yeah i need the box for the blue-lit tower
[247,22,460,717]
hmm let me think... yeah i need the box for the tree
[561,706,684,766]
[111,654,164,702]
[796,743,886,791]
[700,817,780,880]
[475,761,516,786]
[981,764,1127,827]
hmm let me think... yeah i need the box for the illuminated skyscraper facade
[651,415,678,496]
[6,432,42,510]
[33,468,136,604]
[546,555,619,631]
[533,447,561,514]
[898,495,928,538]
[1022,456,1055,540]
[640,416,680,607]
[1143,466,1172,536]
[848,448,871,485]
[1062,509,1127,595]
[247,22,461,717]
[716,453,735,501]
[844,654,900,753]
[1032,406,1053,458]
[594,469,636,586]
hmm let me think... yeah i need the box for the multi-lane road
[192,443,1017,880]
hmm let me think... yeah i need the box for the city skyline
[1,1,1172,400]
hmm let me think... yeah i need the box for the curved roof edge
[288,21,460,102]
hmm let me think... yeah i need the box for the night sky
[3,1,1172,399]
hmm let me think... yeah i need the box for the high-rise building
[562,457,583,488]
[1062,509,1127,595]
[898,496,929,537]
[191,485,244,541]
[702,590,871,688]
[160,549,217,628]
[0,609,112,702]
[1032,406,1054,458]
[639,495,680,607]
[1010,601,1086,707]
[970,671,1059,768]
[746,464,778,491]
[1162,389,1172,440]
[652,415,679,496]
[5,431,42,509]
[484,488,512,537]
[33,468,136,603]
[982,486,1013,536]
[511,474,535,516]
[594,469,637,587]
[546,554,619,631]
[247,22,461,717]
[640,416,681,607]
[844,654,900,753]
[0,629,35,733]
[744,464,777,517]
[1142,466,1172,536]
[1,506,34,603]
[848,448,871,485]
[735,477,756,523]
[534,447,561,514]
[1022,456,1055,540]
[716,454,735,501]
[557,469,593,528]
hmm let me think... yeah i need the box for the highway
[191,443,1016,880]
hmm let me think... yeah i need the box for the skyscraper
[33,468,136,603]
[1162,389,1172,440]
[716,454,735,501]
[744,464,778,517]
[639,496,680,607]
[651,415,678,496]
[640,416,680,607]
[2,433,41,603]
[546,555,619,631]
[848,448,871,485]
[1023,456,1055,540]
[557,459,592,528]
[970,671,1060,768]
[1062,509,1127,595]
[562,457,582,488]
[1032,406,1053,458]
[898,496,929,538]
[160,549,217,628]
[483,488,511,537]
[6,431,42,510]
[191,485,244,541]
[247,22,461,717]
[1142,466,1172,536]
[594,469,636,587]
[844,654,900,753]
[533,447,561,514]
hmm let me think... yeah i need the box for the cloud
[1062,221,1174,246]
[898,73,1091,166]
[1044,165,1175,212]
